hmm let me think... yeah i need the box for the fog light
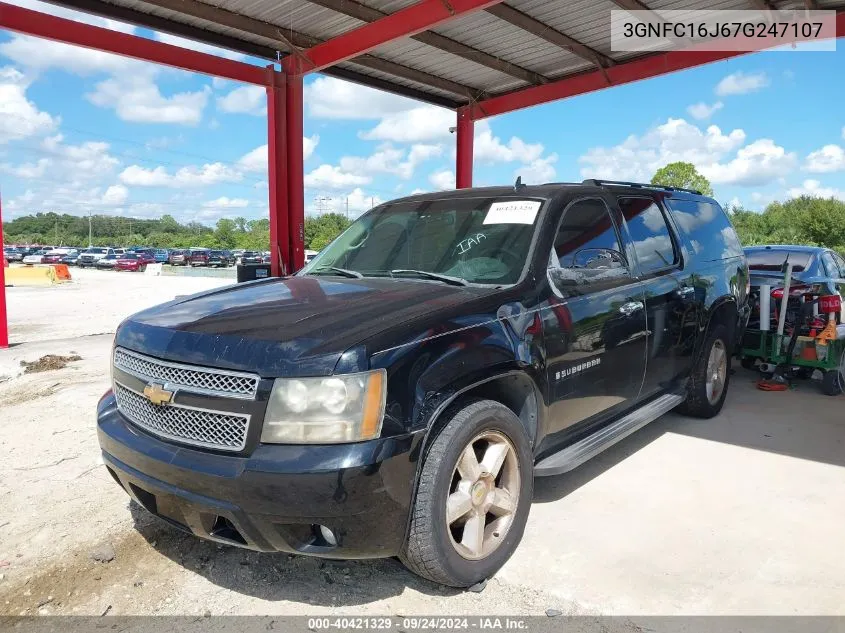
[318,524,337,547]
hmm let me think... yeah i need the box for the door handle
[676,286,695,298]
[618,301,644,316]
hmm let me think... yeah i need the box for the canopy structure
[1,0,845,347]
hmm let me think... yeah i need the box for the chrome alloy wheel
[706,339,728,405]
[445,430,521,561]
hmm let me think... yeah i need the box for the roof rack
[581,179,702,196]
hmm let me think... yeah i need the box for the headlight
[261,370,386,444]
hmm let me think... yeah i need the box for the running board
[534,393,685,477]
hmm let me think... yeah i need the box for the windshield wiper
[310,266,363,279]
[390,269,469,286]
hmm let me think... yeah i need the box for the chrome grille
[114,383,249,451]
[113,348,258,399]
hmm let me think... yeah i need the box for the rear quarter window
[664,199,743,261]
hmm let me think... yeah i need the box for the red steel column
[266,66,289,277]
[0,192,8,348]
[455,106,474,189]
[284,59,306,272]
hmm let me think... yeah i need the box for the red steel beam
[266,67,289,277]
[0,192,8,349]
[455,106,474,189]
[0,1,268,85]
[301,0,505,73]
[472,11,845,119]
[284,62,306,273]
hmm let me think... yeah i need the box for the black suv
[97,180,749,587]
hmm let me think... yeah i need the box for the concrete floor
[1,270,843,616]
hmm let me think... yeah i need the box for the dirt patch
[20,354,82,374]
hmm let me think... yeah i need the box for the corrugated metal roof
[39,0,845,109]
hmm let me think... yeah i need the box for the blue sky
[1,0,845,226]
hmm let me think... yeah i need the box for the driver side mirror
[548,248,630,295]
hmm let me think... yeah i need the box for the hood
[115,276,490,376]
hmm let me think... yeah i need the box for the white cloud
[305,76,418,120]
[579,118,746,183]
[202,197,249,208]
[237,135,319,173]
[804,144,845,173]
[429,169,455,190]
[687,101,723,120]
[118,162,241,187]
[304,164,371,189]
[154,33,245,61]
[338,143,442,180]
[701,139,796,186]
[216,85,266,116]
[715,71,769,96]
[474,121,544,164]
[87,74,210,125]
[9,0,135,32]
[102,184,129,205]
[0,66,59,144]
[307,188,383,218]
[515,154,558,184]
[1,158,50,178]
[787,179,845,201]
[360,106,455,143]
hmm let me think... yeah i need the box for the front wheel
[821,370,843,396]
[401,400,533,587]
[677,323,732,418]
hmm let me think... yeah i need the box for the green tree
[213,218,237,249]
[651,161,714,197]
[305,213,351,251]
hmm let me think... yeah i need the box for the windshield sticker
[456,232,487,254]
[484,200,541,225]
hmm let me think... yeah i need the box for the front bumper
[97,392,420,558]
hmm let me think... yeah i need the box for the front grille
[113,348,258,399]
[114,383,249,451]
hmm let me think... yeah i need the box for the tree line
[5,164,845,257]
[3,212,352,252]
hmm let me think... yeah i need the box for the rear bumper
[97,392,420,558]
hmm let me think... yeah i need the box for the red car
[189,249,210,266]
[115,253,149,272]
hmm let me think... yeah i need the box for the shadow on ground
[129,502,461,606]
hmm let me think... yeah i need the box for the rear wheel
[677,323,731,418]
[401,400,532,587]
[821,370,843,396]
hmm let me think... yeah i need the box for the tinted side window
[617,197,678,273]
[834,253,845,277]
[821,251,841,277]
[664,199,743,261]
[551,198,624,268]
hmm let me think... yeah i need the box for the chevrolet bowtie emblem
[143,382,174,406]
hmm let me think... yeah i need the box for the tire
[401,399,533,587]
[140,264,147,272]
[821,370,843,396]
[677,323,732,418]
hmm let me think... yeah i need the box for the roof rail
[581,179,702,196]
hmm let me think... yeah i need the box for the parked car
[60,251,80,266]
[305,249,319,264]
[22,249,50,265]
[240,250,264,264]
[232,249,245,265]
[207,250,232,267]
[115,253,149,272]
[153,249,170,263]
[3,247,23,262]
[78,247,113,268]
[168,249,188,266]
[98,180,749,588]
[43,249,74,264]
[189,249,211,267]
[95,254,119,270]
[744,245,845,331]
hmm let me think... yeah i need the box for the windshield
[301,197,544,285]
[122,254,138,260]
[746,249,814,272]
